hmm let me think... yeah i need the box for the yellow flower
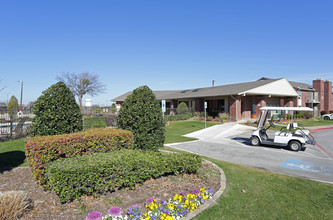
[200,188,205,192]
[167,203,174,210]
[173,194,179,201]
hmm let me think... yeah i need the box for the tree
[56,72,106,109]
[7,96,18,120]
[30,81,83,136]
[7,96,18,137]
[0,79,6,92]
[117,86,165,151]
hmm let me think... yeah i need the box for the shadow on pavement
[231,137,306,152]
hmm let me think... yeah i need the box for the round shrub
[176,102,189,115]
[29,81,83,136]
[117,85,165,151]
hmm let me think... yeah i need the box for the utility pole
[20,81,23,111]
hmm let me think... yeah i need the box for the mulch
[0,161,220,220]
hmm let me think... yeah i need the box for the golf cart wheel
[289,141,301,151]
[250,136,260,146]
[324,116,330,120]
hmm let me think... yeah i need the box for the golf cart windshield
[258,107,313,129]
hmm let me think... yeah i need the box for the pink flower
[192,189,200,194]
[86,211,102,220]
[108,206,123,217]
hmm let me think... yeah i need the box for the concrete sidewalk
[183,122,256,143]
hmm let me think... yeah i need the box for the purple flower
[192,189,200,194]
[86,211,102,220]
[108,206,123,217]
[146,197,155,204]
[132,204,139,209]
[180,191,189,196]
[163,209,169,215]
[201,199,205,203]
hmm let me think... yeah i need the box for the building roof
[288,81,315,91]
[112,77,299,102]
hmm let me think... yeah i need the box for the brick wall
[228,96,241,121]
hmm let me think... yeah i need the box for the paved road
[167,124,333,184]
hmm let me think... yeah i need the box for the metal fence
[0,111,33,141]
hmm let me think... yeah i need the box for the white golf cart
[250,107,316,151]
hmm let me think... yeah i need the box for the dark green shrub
[117,86,165,151]
[29,81,83,136]
[164,113,193,122]
[176,102,189,115]
[25,128,134,187]
[83,116,107,129]
[46,150,202,203]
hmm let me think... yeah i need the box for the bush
[164,113,193,122]
[176,102,189,115]
[218,113,230,121]
[84,116,107,129]
[0,191,32,220]
[117,86,165,151]
[46,150,202,203]
[29,81,83,136]
[25,128,134,187]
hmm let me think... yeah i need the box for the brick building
[113,78,333,121]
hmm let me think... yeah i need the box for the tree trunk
[79,95,83,109]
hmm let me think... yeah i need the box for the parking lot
[167,124,333,184]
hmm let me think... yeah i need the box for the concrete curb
[183,159,226,220]
[160,149,227,219]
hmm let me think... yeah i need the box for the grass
[297,118,333,127]
[162,146,333,220]
[165,121,218,143]
[0,138,27,168]
[1,121,333,219]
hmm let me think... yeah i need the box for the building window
[218,99,225,112]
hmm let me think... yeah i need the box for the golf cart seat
[275,124,291,136]
[291,122,310,135]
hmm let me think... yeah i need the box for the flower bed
[86,188,214,220]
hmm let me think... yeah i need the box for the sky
[0,0,333,106]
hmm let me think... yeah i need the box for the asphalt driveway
[167,124,333,184]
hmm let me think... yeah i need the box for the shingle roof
[289,81,315,91]
[112,78,281,101]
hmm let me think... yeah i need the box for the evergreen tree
[30,81,83,136]
[117,86,165,151]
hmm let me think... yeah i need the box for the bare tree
[0,79,6,92]
[56,72,106,109]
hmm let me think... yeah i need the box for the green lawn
[298,118,333,127]
[0,138,27,168]
[162,146,333,220]
[1,121,333,219]
[163,120,333,219]
[165,121,218,143]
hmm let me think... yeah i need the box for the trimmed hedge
[25,128,134,187]
[46,150,202,203]
[83,116,107,129]
[164,113,193,122]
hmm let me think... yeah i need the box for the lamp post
[17,81,23,111]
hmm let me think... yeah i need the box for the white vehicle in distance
[250,107,316,151]
[321,113,333,120]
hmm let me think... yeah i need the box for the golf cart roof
[260,107,313,111]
